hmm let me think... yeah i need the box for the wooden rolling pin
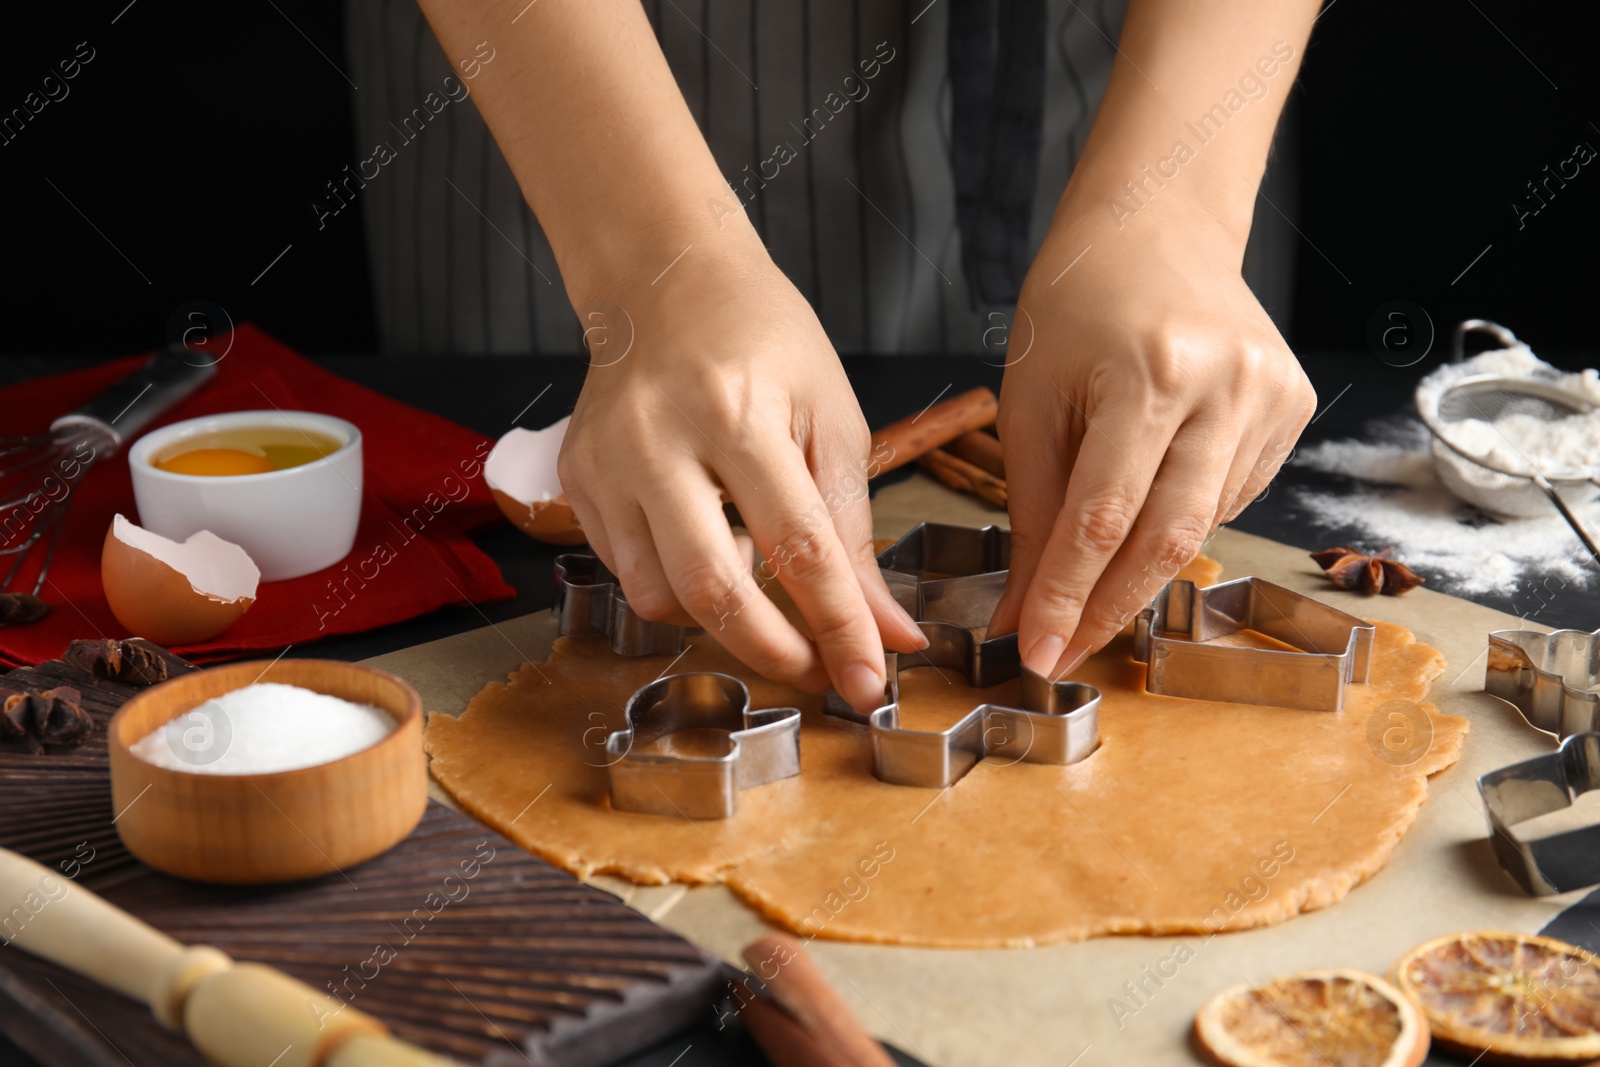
[740,934,895,1067]
[868,387,998,475]
[0,847,458,1067]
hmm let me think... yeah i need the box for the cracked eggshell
[484,415,585,545]
[102,514,261,646]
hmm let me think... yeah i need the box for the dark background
[1,7,1597,1064]
[0,0,1595,366]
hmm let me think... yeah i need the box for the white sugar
[130,681,395,775]
[1289,344,1600,597]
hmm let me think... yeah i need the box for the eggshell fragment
[102,514,260,646]
[485,415,586,545]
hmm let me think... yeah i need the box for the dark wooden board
[0,648,723,1067]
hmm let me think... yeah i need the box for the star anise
[0,686,92,754]
[63,638,188,688]
[0,593,50,627]
[1310,546,1425,597]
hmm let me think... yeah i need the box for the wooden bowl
[108,659,426,885]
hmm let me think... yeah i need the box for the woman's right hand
[558,244,926,714]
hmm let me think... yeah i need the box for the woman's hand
[989,214,1317,678]
[559,245,925,713]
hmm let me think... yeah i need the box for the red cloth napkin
[0,325,515,667]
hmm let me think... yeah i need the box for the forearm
[416,0,763,307]
[1053,0,1320,252]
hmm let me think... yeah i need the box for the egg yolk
[157,448,276,476]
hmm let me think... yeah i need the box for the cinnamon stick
[740,934,895,1067]
[944,429,1004,479]
[868,387,998,475]
[917,448,1007,508]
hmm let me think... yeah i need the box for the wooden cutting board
[0,645,723,1067]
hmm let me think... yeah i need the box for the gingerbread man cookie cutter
[1485,627,1600,741]
[605,672,801,819]
[1478,731,1600,895]
[1132,577,1374,713]
[826,522,1101,788]
[553,553,691,657]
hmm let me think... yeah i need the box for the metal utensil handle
[49,347,217,450]
[1534,471,1600,564]
[1452,319,1519,363]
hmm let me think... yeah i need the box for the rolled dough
[425,556,1467,948]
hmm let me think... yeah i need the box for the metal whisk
[1416,321,1600,561]
[0,349,214,607]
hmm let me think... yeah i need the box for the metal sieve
[1416,321,1600,560]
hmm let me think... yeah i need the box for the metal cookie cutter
[1485,627,1600,740]
[829,660,1100,788]
[554,553,690,656]
[1132,578,1374,713]
[828,522,1100,787]
[606,673,801,819]
[877,522,1010,636]
[1478,732,1600,895]
[875,522,1017,686]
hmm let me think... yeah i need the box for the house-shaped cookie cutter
[826,522,1100,788]
[1485,627,1600,740]
[553,553,690,657]
[1478,731,1600,895]
[1132,578,1374,713]
[605,672,801,819]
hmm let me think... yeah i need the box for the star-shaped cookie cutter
[605,672,801,819]
[1485,628,1600,740]
[1478,731,1600,895]
[874,521,1018,686]
[554,553,691,657]
[1132,577,1374,713]
[826,522,1101,788]
[877,521,1010,638]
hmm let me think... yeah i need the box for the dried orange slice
[1194,968,1428,1067]
[1392,930,1600,1062]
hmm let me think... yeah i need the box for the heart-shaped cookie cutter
[554,553,691,657]
[1485,627,1600,740]
[1132,577,1374,713]
[605,672,801,819]
[1478,731,1600,895]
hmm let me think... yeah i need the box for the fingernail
[841,662,887,713]
[1023,635,1065,677]
[895,603,929,649]
[1056,644,1092,679]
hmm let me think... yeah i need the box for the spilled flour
[1290,343,1600,597]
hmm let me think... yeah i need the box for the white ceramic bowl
[128,410,363,582]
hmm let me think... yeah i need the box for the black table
[0,351,1593,1067]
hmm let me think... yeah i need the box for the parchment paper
[367,475,1578,1066]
